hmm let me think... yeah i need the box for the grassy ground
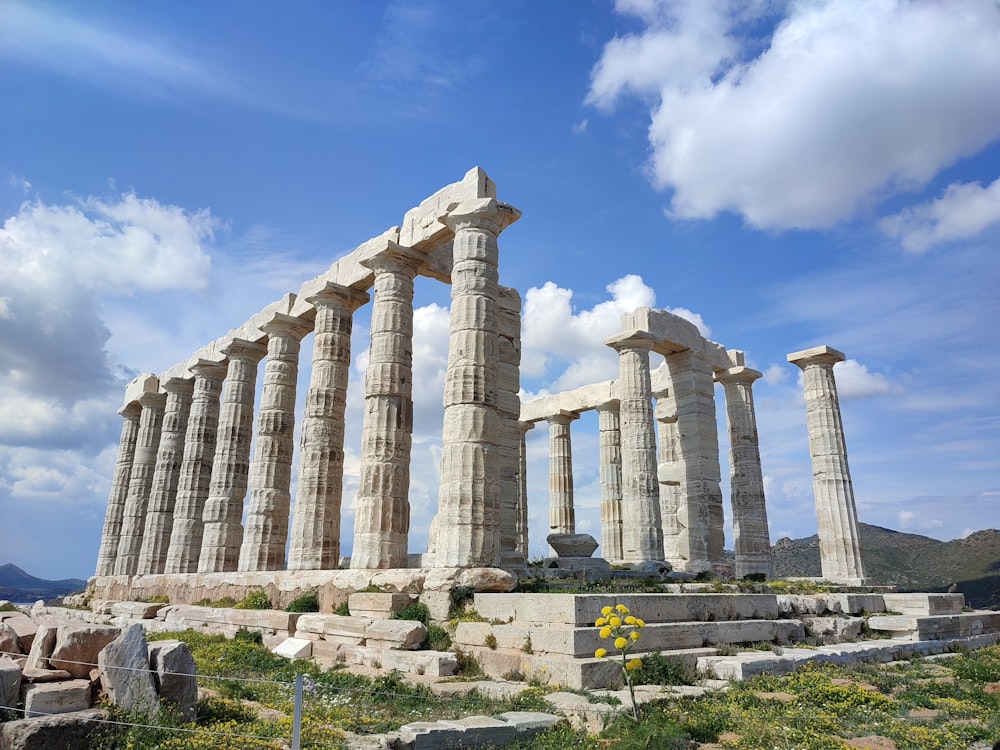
[86,631,1000,750]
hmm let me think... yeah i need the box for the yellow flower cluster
[593,603,645,669]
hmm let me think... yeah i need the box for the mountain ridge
[0,563,87,602]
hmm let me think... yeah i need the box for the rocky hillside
[771,524,1000,608]
[0,563,87,602]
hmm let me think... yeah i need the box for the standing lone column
[288,284,369,571]
[352,243,423,570]
[165,359,228,574]
[718,364,773,578]
[595,400,623,563]
[114,391,167,575]
[96,403,142,576]
[137,377,194,574]
[434,198,521,567]
[199,338,267,573]
[240,314,313,572]
[606,332,663,564]
[788,345,866,584]
[547,411,578,542]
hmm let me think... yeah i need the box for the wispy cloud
[881,178,1000,253]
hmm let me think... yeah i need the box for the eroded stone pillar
[652,385,682,563]
[718,365,773,578]
[351,244,422,570]
[96,403,142,576]
[516,421,532,558]
[165,359,228,574]
[497,286,523,564]
[434,198,521,567]
[596,400,623,563]
[137,377,194,575]
[199,338,267,573]
[665,348,724,573]
[114,391,167,576]
[239,314,313,572]
[547,411,578,544]
[288,284,369,571]
[788,345,866,584]
[606,332,663,564]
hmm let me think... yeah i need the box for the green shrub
[234,590,271,610]
[334,600,350,616]
[0,602,16,612]
[454,649,482,677]
[285,591,319,613]
[448,586,475,618]
[233,627,263,645]
[633,652,696,686]
[395,601,430,625]
[144,594,169,604]
[742,572,767,582]
[425,624,452,651]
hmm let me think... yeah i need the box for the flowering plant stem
[593,603,645,720]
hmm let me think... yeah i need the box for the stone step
[882,593,964,616]
[867,610,1000,640]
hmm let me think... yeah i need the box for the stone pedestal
[595,400,623,563]
[788,345,866,584]
[546,411,578,549]
[96,403,142,577]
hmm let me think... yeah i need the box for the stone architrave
[497,286,523,564]
[434,198,521,567]
[239,313,313,572]
[137,377,194,575]
[664,348,725,573]
[595,400,623,563]
[164,359,228,574]
[546,411,578,546]
[652,385,683,563]
[351,243,423,570]
[95,403,142,577]
[199,338,268,573]
[288,283,369,571]
[718,364,774,578]
[515,421,533,558]
[114,391,167,576]
[606,332,663,563]
[788,345,866,584]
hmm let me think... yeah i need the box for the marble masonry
[93,167,868,602]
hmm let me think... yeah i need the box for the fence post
[292,673,303,750]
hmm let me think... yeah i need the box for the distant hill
[771,524,1000,609]
[0,563,87,602]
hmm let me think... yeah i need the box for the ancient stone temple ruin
[91,167,867,603]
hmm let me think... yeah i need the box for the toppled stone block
[0,621,22,656]
[546,533,599,558]
[148,639,197,722]
[111,601,166,620]
[98,623,158,713]
[365,620,426,650]
[348,592,412,619]
[49,623,121,678]
[0,707,110,750]
[0,655,21,710]
[21,667,72,683]
[496,711,561,736]
[273,637,312,660]
[0,612,37,652]
[24,623,60,671]
[22,679,92,717]
[399,715,516,749]
[803,616,864,641]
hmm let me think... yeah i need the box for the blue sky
[1,0,998,580]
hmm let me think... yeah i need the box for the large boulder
[49,624,120,678]
[0,654,21,710]
[0,612,36,652]
[22,680,92,717]
[148,640,197,721]
[0,621,22,656]
[24,623,59,671]
[0,707,110,750]
[98,624,158,713]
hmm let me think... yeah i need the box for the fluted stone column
[165,359,228,574]
[665,348,725,573]
[434,198,521,567]
[497,286,523,564]
[516,421,532,558]
[596,400,623,563]
[96,403,142,576]
[114,391,167,575]
[606,332,663,564]
[653,385,682,563]
[788,345,866,584]
[718,365,773,578]
[351,244,423,570]
[547,411,578,545]
[199,338,267,573]
[239,314,313,572]
[137,377,194,574]
[288,284,369,571]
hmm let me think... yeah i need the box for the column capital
[788,345,845,369]
[189,358,229,381]
[221,337,268,363]
[138,391,167,410]
[306,282,370,313]
[716,366,763,386]
[259,312,313,341]
[594,399,621,413]
[360,240,425,276]
[605,330,659,353]
[161,376,195,397]
[118,402,142,419]
[440,197,522,235]
[545,410,579,426]
[517,420,535,434]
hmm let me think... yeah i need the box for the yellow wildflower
[609,616,622,628]
[601,605,613,616]
[599,626,612,639]
[614,637,628,649]
[595,617,607,627]
[625,615,636,625]
[595,648,608,659]
[636,618,646,628]
[627,658,643,671]
[629,630,640,641]
[616,604,629,614]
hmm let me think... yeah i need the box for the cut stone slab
[546,533,599,558]
[24,623,60,671]
[98,623,158,713]
[49,623,121,678]
[0,655,21,710]
[111,601,166,619]
[273,637,312,660]
[348,592,412,619]
[497,711,562,735]
[0,621,22,656]
[0,612,37,652]
[882,593,964,616]
[365,619,426,650]
[399,715,517,750]
[22,679,92,717]
[148,639,197,721]
[20,667,71,683]
[0,708,111,750]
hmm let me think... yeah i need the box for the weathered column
[547,411,578,543]
[606,332,663,564]
[788,345,866,583]
[165,359,228,574]
[351,243,423,570]
[136,377,194,575]
[665,348,725,573]
[595,400,623,563]
[516,421,533,558]
[239,314,313,572]
[95,403,142,576]
[199,338,267,573]
[434,198,521,567]
[718,364,773,578]
[114,391,167,576]
[288,284,369,571]
[497,286,524,564]
[652,384,682,563]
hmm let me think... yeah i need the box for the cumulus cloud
[762,363,789,387]
[587,0,1000,230]
[831,359,900,400]
[880,178,1000,253]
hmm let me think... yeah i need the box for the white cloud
[588,0,1000,230]
[897,508,943,531]
[880,177,1000,253]
[762,363,789,386]
[832,359,901,400]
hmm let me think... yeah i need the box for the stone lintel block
[348,592,413,619]
[787,345,845,367]
[273,637,313,660]
[882,593,964,616]
[22,679,92,717]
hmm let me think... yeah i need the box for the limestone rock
[22,679,92,717]
[365,620,426,650]
[0,621,22,656]
[49,624,121,678]
[21,667,71,683]
[0,708,110,750]
[0,612,36,651]
[546,533,599,558]
[457,568,517,592]
[0,655,21,710]
[24,623,60,670]
[148,639,197,721]
[273,637,312,660]
[98,623,158,713]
